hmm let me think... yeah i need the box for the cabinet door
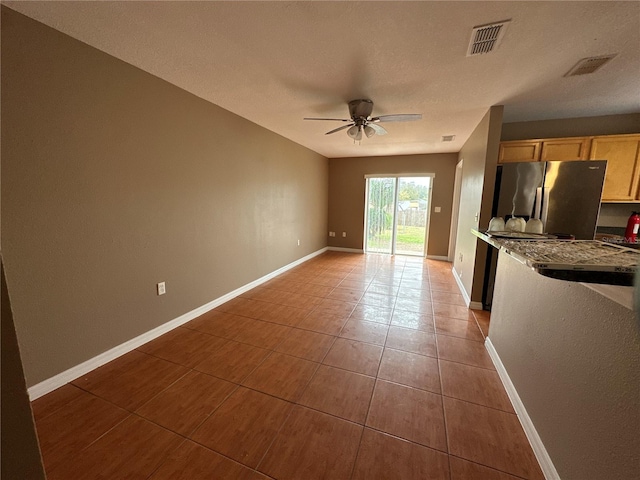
[541,137,590,161]
[590,135,640,202]
[498,141,541,163]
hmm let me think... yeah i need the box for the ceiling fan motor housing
[348,99,374,120]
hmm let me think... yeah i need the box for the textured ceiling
[5,1,640,158]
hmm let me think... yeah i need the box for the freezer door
[495,162,545,219]
[542,161,606,239]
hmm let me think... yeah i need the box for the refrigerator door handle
[534,187,543,220]
[540,187,550,228]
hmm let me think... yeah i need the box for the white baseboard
[426,255,449,261]
[485,338,560,480]
[327,247,364,253]
[28,247,329,400]
[469,300,483,310]
[451,266,472,307]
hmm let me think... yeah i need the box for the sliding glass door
[365,175,432,256]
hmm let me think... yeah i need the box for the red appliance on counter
[624,212,640,243]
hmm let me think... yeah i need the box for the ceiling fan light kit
[304,99,422,143]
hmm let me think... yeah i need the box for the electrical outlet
[342,232,346,237]
[434,206,441,213]
[329,231,335,237]
[157,282,166,295]
[297,239,300,246]
[474,212,479,222]
[459,253,463,262]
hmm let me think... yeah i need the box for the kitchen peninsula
[473,230,639,480]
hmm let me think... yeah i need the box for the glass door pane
[394,177,431,256]
[365,178,397,254]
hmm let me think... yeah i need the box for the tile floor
[31,251,544,480]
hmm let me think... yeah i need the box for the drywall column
[489,251,640,480]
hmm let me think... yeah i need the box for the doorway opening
[364,175,434,256]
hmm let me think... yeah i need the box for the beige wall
[500,113,640,141]
[1,8,328,386]
[490,251,639,480]
[327,154,459,257]
[452,106,503,303]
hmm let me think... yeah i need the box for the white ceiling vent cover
[442,135,456,142]
[564,55,617,77]
[467,20,511,56]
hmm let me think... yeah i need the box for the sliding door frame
[364,173,435,256]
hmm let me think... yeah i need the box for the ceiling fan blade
[304,117,352,122]
[371,114,422,123]
[325,123,355,135]
[368,123,388,136]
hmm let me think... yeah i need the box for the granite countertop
[472,229,638,287]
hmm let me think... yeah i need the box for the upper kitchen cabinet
[589,134,640,202]
[498,137,590,163]
[498,140,541,163]
[540,137,590,161]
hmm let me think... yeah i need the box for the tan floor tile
[71,350,188,411]
[386,326,437,357]
[47,415,182,480]
[221,298,269,318]
[193,340,270,383]
[299,365,375,424]
[31,383,84,422]
[366,283,399,296]
[35,391,128,472]
[322,338,383,376]
[360,291,397,309]
[395,296,434,314]
[430,281,460,293]
[278,292,324,309]
[186,310,253,339]
[274,328,335,362]
[191,387,293,468]
[149,440,270,479]
[294,282,335,297]
[314,298,358,315]
[297,309,349,335]
[432,302,473,321]
[378,348,441,393]
[366,380,447,451]
[449,456,524,480]
[444,397,544,479]
[327,286,365,303]
[137,327,228,367]
[431,291,467,306]
[434,316,484,342]
[436,335,494,369]
[440,359,513,412]
[232,319,291,349]
[399,279,431,289]
[136,371,237,436]
[352,428,450,480]
[339,319,389,345]
[397,286,432,301]
[255,303,309,326]
[242,352,318,401]
[390,310,435,332]
[258,406,362,480]
[349,304,393,324]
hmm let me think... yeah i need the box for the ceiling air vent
[442,135,456,142]
[467,20,510,56]
[564,54,617,77]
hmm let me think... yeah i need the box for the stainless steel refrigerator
[493,160,607,239]
[483,160,607,309]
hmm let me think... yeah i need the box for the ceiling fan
[304,99,422,142]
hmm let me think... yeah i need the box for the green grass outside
[373,226,426,245]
